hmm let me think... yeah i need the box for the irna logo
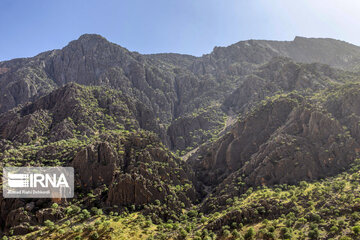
[3,167,74,198]
[7,172,69,188]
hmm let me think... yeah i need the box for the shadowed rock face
[1,34,359,152]
[72,142,119,188]
[192,84,360,212]
[0,35,178,125]
[0,83,160,143]
[3,34,360,235]
[1,34,359,116]
[71,133,199,207]
[222,57,341,113]
[242,107,358,186]
[190,94,301,185]
[0,126,200,233]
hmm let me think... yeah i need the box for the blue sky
[1,0,360,61]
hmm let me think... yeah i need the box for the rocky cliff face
[223,57,347,113]
[1,35,359,150]
[191,84,360,212]
[0,35,179,126]
[0,82,200,233]
[2,34,360,236]
[71,131,199,208]
[0,83,161,144]
[190,94,301,186]
[256,36,360,70]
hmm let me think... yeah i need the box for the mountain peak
[65,33,111,49]
[293,36,307,41]
[77,33,108,42]
[3,32,360,238]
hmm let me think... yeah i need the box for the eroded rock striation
[2,34,360,236]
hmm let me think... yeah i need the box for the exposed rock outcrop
[72,142,120,188]
[1,34,359,151]
[192,84,360,210]
[2,34,360,236]
[190,94,301,185]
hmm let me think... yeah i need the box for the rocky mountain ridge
[2,34,360,238]
[1,35,360,151]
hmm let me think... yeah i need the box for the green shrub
[339,237,352,240]
[71,205,81,214]
[44,220,54,228]
[90,232,99,240]
[330,226,339,233]
[308,229,319,239]
[223,229,231,237]
[187,210,198,218]
[232,229,240,237]
[245,227,255,240]
[81,209,91,219]
[353,225,360,235]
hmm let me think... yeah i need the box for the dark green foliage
[245,227,255,240]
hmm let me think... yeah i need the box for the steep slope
[0,84,200,234]
[223,57,355,113]
[0,83,161,144]
[3,34,360,239]
[2,35,360,116]
[190,84,360,213]
[1,34,360,153]
[258,36,360,70]
[14,162,360,239]
[0,35,180,126]
[206,36,360,73]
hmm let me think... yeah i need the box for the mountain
[2,34,360,239]
[248,36,360,70]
